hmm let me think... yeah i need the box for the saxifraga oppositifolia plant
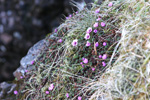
[14,0,127,100]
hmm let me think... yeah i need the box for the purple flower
[82,65,84,67]
[83,58,88,64]
[96,18,101,21]
[108,2,113,7]
[14,90,18,95]
[84,34,90,40]
[86,41,91,47]
[99,55,102,58]
[66,17,69,19]
[102,61,106,66]
[95,42,99,47]
[102,54,107,59]
[66,93,69,98]
[78,96,82,100]
[93,29,98,33]
[48,84,54,90]
[25,70,28,73]
[31,60,34,65]
[76,11,78,14]
[54,29,57,33]
[101,22,106,27]
[92,68,95,71]
[46,91,49,94]
[69,15,72,18]
[95,9,100,13]
[103,42,107,46]
[72,39,78,46]
[80,62,83,65]
[20,76,23,79]
[86,27,92,34]
[93,22,98,27]
[58,39,63,43]
[82,58,85,61]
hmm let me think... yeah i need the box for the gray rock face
[0,82,16,99]
[21,39,49,69]
[13,32,57,79]
[13,38,49,78]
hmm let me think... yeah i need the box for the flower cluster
[75,11,109,72]
[48,84,54,90]
[42,2,113,98]
[44,84,54,95]
[15,1,118,99]
[82,58,88,64]
[57,2,113,98]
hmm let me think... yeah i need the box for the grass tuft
[14,0,150,100]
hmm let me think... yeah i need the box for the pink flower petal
[86,27,92,34]
[45,91,49,94]
[66,17,69,19]
[66,93,69,98]
[96,18,101,21]
[99,55,102,58]
[102,54,107,60]
[14,90,18,95]
[49,84,54,90]
[84,34,90,40]
[58,39,63,43]
[93,29,98,33]
[54,29,57,33]
[20,76,23,79]
[69,15,72,17]
[95,9,100,13]
[93,22,98,28]
[101,22,106,27]
[83,58,88,64]
[25,70,28,73]
[95,42,99,47]
[103,42,107,46]
[102,61,106,66]
[82,65,84,67]
[92,68,95,71]
[86,41,91,47]
[108,2,113,7]
[78,96,82,100]
[72,39,78,46]
[82,58,85,61]
[31,60,34,65]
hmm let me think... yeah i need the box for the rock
[0,45,6,52]
[13,66,25,80]
[13,32,22,40]
[0,34,12,45]
[13,38,50,78]
[0,82,16,99]
[0,25,4,33]
[13,31,58,79]
[21,39,49,68]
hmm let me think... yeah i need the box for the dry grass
[16,0,150,100]
[86,0,150,100]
